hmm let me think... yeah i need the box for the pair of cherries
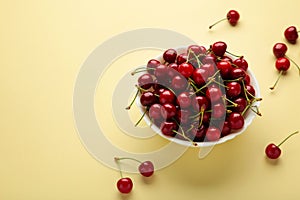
[114,157,154,194]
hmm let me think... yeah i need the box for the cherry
[190,124,207,141]
[221,121,231,137]
[233,56,248,71]
[115,157,155,177]
[154,64,169,81]
[209,10,240,29]
[206,126,221,141]
[149,104,163,120]
[244,84,256,99]
[206,86,223,103]
[187,45,207,56]
[202,54,217,64]
[231,68,246,79]
[243,74,251,85]
[178,109,191,124]
[168,63,179,71]
[228,112,244,130]
[176,53,188,65]
[211,103,226,118]
[232,97,247,113]
[226,81,242,98]
[217,61,233,79]
[273,43,287,58]
[160,121,177,136]
[192,95,210,111]
[140,91,156,107]
[265,131,299,159]
[284,26,299,44]
[221,55,233,63]
[171,75,187,91]
[270,57,290,90]
[163,49,177,63]
[147,59,160,74]
[161,103,177,119]
[159,89,175,104]
[177,92,192,108]
[138,73,154,89]
[117,178,133,194]
[201,63,216,76]
[192,68,209,86]
[178,63,194,78]
[211,41,227,57]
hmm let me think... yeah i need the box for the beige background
[1,0,300,199]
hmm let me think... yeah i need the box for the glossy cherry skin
[147,59,160,74]
[231,68,246,79]
[201,63,216,76]
[163,49,177,63]
[217,61,233,79]
[192,68,209,86]
[159,90,175,104]
[226,81,242,98]
[275,57,290,71]
[117,177,133,194]
[177,92,192,109]
[221,121,231,137]
[265,143,281,159]
[138,73,154,89]
[206,126,221,141]
[228,112,244,130]
[140,91,156,106]
[227,10,240,26]
[160,121,177,136]
[178,63,194,78]
[212,41,227,57]
[206,86,223,103]
[192,95,210,111]
[233,97,247,113]
[176,53,188,65]
[187,45,207,56]
[154,64,169,81]
[273,43,288,58]
[171,75,187,91]
[211,103,226,118]
[161,103,177,119]
[190,124,207,141]
[138,161,154,177]
[149,104,163,120]
[233,56,248,71]
[244,85,256,99]
[284,26,298,44]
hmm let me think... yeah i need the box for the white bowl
[138,46,261,147]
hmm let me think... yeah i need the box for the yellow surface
[1,0,300,199]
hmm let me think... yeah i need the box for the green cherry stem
[114,157,142,164]
[209,18,227,29]
[114,157,123,178]
[285,55,300,75]
[126,88,140,110]
[277,131,299,147]
[270,70,283,90]
[135,109,147,126]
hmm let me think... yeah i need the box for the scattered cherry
[269,57,290,90]
[284,26,299,44]
[115,157,155,177]
[209,10,240,29]
[265,131,299,159]
[163,49,177,63]
[211,41,227,57]
[117,178,133,194]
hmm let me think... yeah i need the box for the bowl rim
[137,46,261,147]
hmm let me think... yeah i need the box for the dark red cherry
[284,26,299,44]
[211,103,226,118]
[221,121,231,137]
[233,56,248,71]
[231,68,246,79]
[206,86,223,103]
[192,68,209,86]
[147,59,160,74]
[138,73,154,89]
[163,49,177,63]
[206,126,221,141]
[217,61,233,79]
[178,63,194,78]
[177,92,192,109]
[154,64,169,81]
[149,104,163,120]
[192,95,210,111]
[138,161,154,177]
[171,75,188,91]
[275,57,290,71]
[161,103,177,119]
[226,81,242,98]
[160,121,177,136]
[176,53,188,65]
[233,97,247,113]
[201,63,216,76]
[117,177,133,194]
[159,90,175,104]
[228,112,244,130]
[212,41,227,57]
[140,91,156,106]
[190,124,207,141]
[227,10,240,26]
[273,43,288,58]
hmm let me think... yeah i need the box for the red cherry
[209,10,240,29]
[138,161,154,177]
[206,86,223,103]
[211,41,227,57]
[140,91,156,107]
[160,121,177,136]
[233,97,247,113]
[161,103,177,119]
[265,131,299,159]
[192,68,209,86]
[273,43,288,58]
[163,49,177,63]
[206,126,221,141]
[231,68,246,79]
[201,63,216,76]
[284,26,299,44]
[176,53,188,65]
[159,90,175,104]
[228,112,244,130]
[217,61,233,79]
[154,64,169,81]
[178,63,194,78]
[138,73,154,89]
[211,103,226,118]
[192,95,210,111]
[177,92,192,109]
[147,59,160,74]
[227,10,240,26]
[226,81,242,98]
[221,121,232,137]
[270,57,290,90]
[117,178,133,194]
[233,56,248,71]
[190,124,207,141]
[171,75,187,91]
[149,104,163,120]
[187,45,207,56]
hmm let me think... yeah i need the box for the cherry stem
[225,51,241,58]
[285,55,300,75]
[126,88,140,110]
[114,157,123,178]
[277,131,299,147]
[189,49,203,66]
[173,118,198,146]
[209,18,227,29]
[222,95,238,107]
[114,157,142,164]
[269,70,283,90]
[135,109,147,126]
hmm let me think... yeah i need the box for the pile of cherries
[128,41,262,145]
